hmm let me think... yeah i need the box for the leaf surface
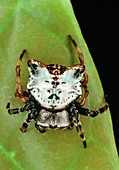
[0,1,118,170]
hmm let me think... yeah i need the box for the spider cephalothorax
[6,35,108,148]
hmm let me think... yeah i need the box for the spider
[6,35,108,148]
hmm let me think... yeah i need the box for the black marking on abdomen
[48,94,60,100]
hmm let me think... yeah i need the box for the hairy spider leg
[67,116,74,130]
[35,124,46,133]
[20,109,37,132]
[80,72,89,106]
[68,35,89,106]
[81,70,88,87]
[75,99,109,117]
[6,102,25,114]
[70,104,87,148]
[6,101,38,132]
[80,85,89,107]
[79,71,89,107]
[68,35,84,65]
[15,49,29,103]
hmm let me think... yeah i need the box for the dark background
[71,0,118,154]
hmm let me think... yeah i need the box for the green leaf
[0,1,118,170]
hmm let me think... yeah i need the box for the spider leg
[6,102,25,114]
[15,49,28,103]
[70,104,87,148]
[35,124,46,133]
[20,109,37,132]
[6,102,29,132]
[75,99,109,117]
[68,35,89,106]
[81,70,88,87]
[6,101,38,132]
[68,35,84,65]
[68,116,74,130]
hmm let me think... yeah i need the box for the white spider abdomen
[27,65,83,110]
